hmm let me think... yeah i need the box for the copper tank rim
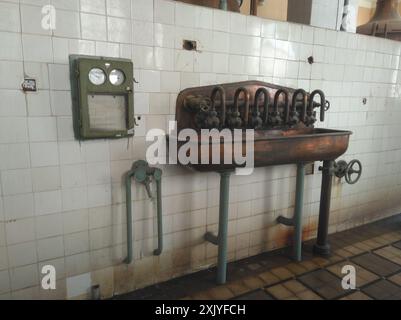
[169,128,353,145]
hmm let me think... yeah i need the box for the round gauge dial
[109,69,125,86]
[88,68,106,85]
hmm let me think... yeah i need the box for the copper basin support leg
[277,163,305,262]
[204,170,233,284]
[293,163,305,262]
[313,160,335,256]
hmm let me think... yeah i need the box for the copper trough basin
[172,127,352,172]
[172,81,352,172]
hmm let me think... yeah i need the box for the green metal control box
[69,55,135,140]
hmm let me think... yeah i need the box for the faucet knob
[288,110,300,125]
[250,112,263,129]
[228,111,242,129]
[304,111,317,127]
[268,111,282,126]
[205,110,220,128]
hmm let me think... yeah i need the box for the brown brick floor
[114,214,401,300]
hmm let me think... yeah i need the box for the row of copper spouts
[207,86,327,129]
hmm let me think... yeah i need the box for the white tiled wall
[0,0,401,299]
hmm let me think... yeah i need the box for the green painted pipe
[276,163,306,261]
[219,0,228,10]
[124,169,135,264]
[153,172,163,256]
[125,161,163,264]
[217,171,232,284]
[204,171,232,284]
[294,163,305,262]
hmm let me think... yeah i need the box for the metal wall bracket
[277,216,294,227]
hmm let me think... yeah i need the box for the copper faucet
[309,90,326,123]
[270,89,288,126]
[210,86,226,128]
[288,89,306,126]
[228,87,250,129]
[252,87,269,129]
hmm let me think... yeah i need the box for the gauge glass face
[109,69,125,86]
[88,68,106,85]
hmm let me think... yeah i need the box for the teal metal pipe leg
[154,178,163,256]
[219,0,228,10]
[124,170,134,264]
[294,163,305,262]
[216,171,232,284]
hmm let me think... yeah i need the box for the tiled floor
[115,214,401,300]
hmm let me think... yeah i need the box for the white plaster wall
[0,0,400,299]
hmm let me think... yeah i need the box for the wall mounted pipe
[124,160,163,264]
[277,163,306,262]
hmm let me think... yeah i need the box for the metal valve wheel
[345,159,362,185]
[334,159,362,185]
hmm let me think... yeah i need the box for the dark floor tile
[340,291,372,300]
[394,241,401,250]
[298,269,347,300]
[362,280,401,300]
[389,272,401,286]
[246,263,262,271]
[234,290,274,300]
[351,253,401,277]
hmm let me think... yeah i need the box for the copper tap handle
[292,89,308,122]
[211,86,226,127]
[273,89,289,122]
[254,87,270,123]
[234,87,251,127]
[309,90,326,122]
